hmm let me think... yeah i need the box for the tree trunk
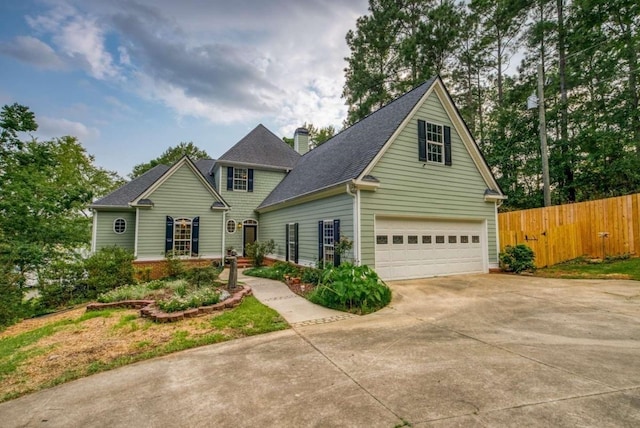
[557,0,575,201]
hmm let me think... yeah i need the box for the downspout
[91,210,98,254]
[346,182,361,265]
[134,207,139,258]
[222,209,227,260]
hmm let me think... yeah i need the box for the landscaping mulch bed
[285,280,315,297]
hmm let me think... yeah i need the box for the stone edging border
[85,286,253,323]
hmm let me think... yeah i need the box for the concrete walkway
[228,268,355,327]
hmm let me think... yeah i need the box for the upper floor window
[234,168,248,191]
[418,120,452,166]
[426,123,443,164]
[226,167,254,192]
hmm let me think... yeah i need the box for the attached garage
[375,217,487,280]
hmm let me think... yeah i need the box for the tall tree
[0,104,122,282]
[129,142,209,178]
[343,0,462,125]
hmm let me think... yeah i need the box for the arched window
[226,219,236,234]
[113,218,126,234]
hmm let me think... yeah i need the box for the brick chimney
[293,127,309,155]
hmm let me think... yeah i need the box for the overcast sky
[0,0,369,177]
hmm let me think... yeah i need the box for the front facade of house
[91,77,505,280]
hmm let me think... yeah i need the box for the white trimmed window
[233,167,248,191]
[173,218,192,256]
[323,220,335,266]
[287,223,297,263]
[426,122,443,164]
[113,218,126,234]
[226,219,236,234]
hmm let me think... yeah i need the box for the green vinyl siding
[136,163,224,259]
[360,91,498,266]
[260,193,354,266]
[94,210,135,250]
[218,166,286,253]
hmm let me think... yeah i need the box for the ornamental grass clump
[157,287,221,312]
[308,263,391,314]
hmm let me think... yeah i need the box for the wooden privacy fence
[498,193,640,267]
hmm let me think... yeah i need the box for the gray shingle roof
[195,158,216,188]
[218,124,300,169]
[91,165,169,207]
[258,78,436,209]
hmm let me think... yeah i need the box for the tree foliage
[129,142,209,178]
[344,0,640,209]
[0,104,122,326]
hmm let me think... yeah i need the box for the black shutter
[318,221,323,262]
[333,219,341,267]
[444,125,452,166]
[247,169,254,192]
[226,167,234,190]
[418,119,427,162]
[285,224,290,262]
[191,216,199,256]
[165,216,174,253]
[294,223,299,264]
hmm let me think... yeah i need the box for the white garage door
[375,218,486,280]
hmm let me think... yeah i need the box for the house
[91,76,506,280]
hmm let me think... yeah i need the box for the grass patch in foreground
[535,257,640,280]
[0,297,287,403]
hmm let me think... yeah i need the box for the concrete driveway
[1,274,640,427]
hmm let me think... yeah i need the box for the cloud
[26,4,119,80]
[0,36,66,70]
[15,0,368,131]
[37,116,100,141]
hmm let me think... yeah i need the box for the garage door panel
[375,218,486,280]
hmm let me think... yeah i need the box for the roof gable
[218,124,300,169]
[133,156,228,207]
[258,78,437,209]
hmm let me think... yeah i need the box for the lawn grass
[0,296,287,403]
[535,257,640,280]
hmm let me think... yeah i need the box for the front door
[243,225,257,256]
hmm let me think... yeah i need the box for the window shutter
[191,216,200,256]
[165,216,174,253]
[285,224,290,262]
[418,119,427,162]
[226,167,234,190]
[444,126,452,166]
[294,223,299,264]
[247,169,254,192]
[318,221,323,262]
[333,219,341,267]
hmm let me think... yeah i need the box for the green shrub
[37,254,88,309]
[164,253,185,278]
[0,268,25,328]
[499,244,536,273]
[183,265,223,287]
[308,263,391,314]
[84,247,135,298]
[244,239,275,267]
[244,261,302,281]
[300,267,321,285]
